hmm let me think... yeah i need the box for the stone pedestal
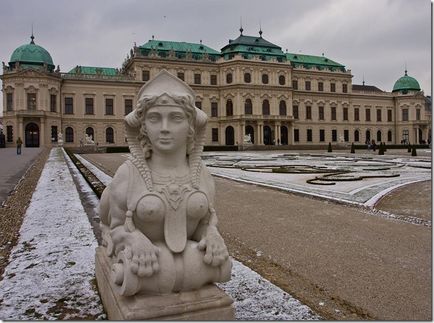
[95,247,235,320]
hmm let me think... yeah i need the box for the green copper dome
[9,35,54,70]
[392,71,421,93]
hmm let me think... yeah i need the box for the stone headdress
[124,70,208,192]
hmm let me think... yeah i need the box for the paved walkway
[0,148,43,204]
[82,152,432,320]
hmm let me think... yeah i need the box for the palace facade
[1,30,431,148]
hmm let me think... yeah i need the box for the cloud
[0,0,430,115]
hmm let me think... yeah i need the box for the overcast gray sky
[0,0,431,114]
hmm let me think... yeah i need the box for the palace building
[1,30,431,148]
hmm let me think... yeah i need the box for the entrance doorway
[263,126,272,145]
[25,123,40,147]
[225,126,235,145]
[280,126,288,145]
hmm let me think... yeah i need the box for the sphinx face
[144,105,190,154]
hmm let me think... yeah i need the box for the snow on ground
[0,148,105,320]
[217,259,320,320]
[75,153,321,320]
[202,151,431,206]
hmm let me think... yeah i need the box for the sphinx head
[125,70,207,158]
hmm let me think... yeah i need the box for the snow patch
[0,148,105,320]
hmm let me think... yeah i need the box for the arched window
[387,130,392,142]
[244,72,251,83]
[262,100,270,116]
[354,130,360,142]
[279,101,287,116]
[226,73,233,84]
[279,75,286,85]
[226,99,233,116]
[377,130,382,142]
[262,74,269,84]
[65,127,74,143]
[106,127,114,143]
[86,127,94,141]
[245,99,253,115]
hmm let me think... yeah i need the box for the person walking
[16,137,23,155]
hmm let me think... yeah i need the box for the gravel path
[375,180,432,220]
[83,152,432,320]
[0,148,50,281]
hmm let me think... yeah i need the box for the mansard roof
[352,84,384,92]
[67,66,119,76]
[221,34,286,61]
[139,39,220,61]
[286,53,345,72]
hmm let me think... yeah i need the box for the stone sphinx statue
[244,133,252,144]
[84,133,95,145]
[98,70,232,299]
[57,132,63,146]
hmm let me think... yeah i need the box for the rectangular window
[305,81,311,91]
[293,105,299,119]
[294,129,299,142]
[212,128,218,142]
[6,125,13,142]
[344,129,349,142]
[292,80,298,90]
[318,82,324,91]
[85,98,94,115]
[6,93,13,111]
[105,98,114,115]
[416,109,421,121]
[306,106,312,120]
[27,93,36,110]
[211,102,218,117]
[343,107,348,121]
[307,129,312,142]
[342,83,348,93]
[354,108,360,121]
[124,99,133,115]
[332,129,337,142]
[142,70,150,81]
[365,108,371,121]
[195,101,202,110]
[330,83,336,92]
[377,109,382,122]
[331,107,336,121]
[194,73,201,84]
[387,109,392,122]
[210,74,217,85]
[64,97,74,114]
[402,109,409,121]
[50,94,57,112]
[177,72,185,81]
[319,129,325,142]
[319,106,324,120]
[51,126,58,142]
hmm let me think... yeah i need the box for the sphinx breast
[136,194,166,223]
[186,191,209,220]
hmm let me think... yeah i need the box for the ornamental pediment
[15,69,50,78]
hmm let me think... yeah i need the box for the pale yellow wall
[2,55,431,148]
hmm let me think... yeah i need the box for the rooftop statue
[99,70,231,296]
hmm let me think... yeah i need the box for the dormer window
[158,42,163,47]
